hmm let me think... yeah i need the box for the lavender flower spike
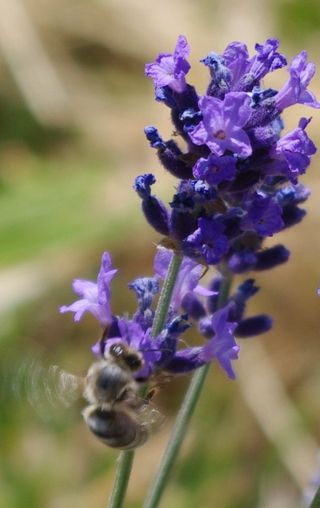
[60,251,117,326]
[145,35,190,93]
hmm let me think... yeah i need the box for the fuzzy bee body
[83,405,150,449]
[82,342,163,449]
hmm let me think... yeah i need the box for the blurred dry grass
[0,1,320,507]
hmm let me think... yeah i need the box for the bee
[82,342,164,450]
[13,342,163,449]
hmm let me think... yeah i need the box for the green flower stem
[151,252,183,337]
[109,450,135,508]
[142,364,209,508]
[108,251,183,507]
[310,487,320,508]
[143,272,233,508]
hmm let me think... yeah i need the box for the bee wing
[11,359,84,420]
[135,398,165,433]
[46,365,84,407]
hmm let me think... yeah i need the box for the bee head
[109,343,143,372]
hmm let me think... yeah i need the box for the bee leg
[145,387,160,401]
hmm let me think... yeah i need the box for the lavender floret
[145,35,190,94]
[275,51,320,110]
[60,251,117,326]
[189,93,252,157]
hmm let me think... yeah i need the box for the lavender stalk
[143,273,232,508]
[151,253,183,336]
[108,252,183,507]
[144,364,210,508]
[109,450,135,508]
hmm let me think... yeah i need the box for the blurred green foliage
[275,0,320,42]
[0,99,73,153]
[0,156,105,265]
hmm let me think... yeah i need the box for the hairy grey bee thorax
[83,360,137,407]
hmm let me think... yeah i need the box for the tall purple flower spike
[60,251,117,326]
[189,93,252,157]
[145,35,190,93]
[62,36,319,384]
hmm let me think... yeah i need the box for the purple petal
[188,121,208,146]
[60,300,97,322]
[154,248,206,310]
[72,279,97,297]
[223,42,249,86]
[200,305,239,379]
[145,35,190,93]
[228,129,252,157]
[206,138,226,156]
[60,250,116,326]
[194,285,217,297]
[193,155,237,185]
[153,248,172,279]
[174,35,190,59]
[223,92,252,127]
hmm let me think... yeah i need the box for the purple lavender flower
[248,39,287,82]
[275,51,320,110]
[203,39,286,96]
[144,126,193,179]
[142,38,318,275]
[145,35,190,93]
[60,251,117,326]
[163,302,239,377]
[193,154,237,185]
[64,37,319,390]
[235,315,272,337]
[154,248,215,311]
[134,174,170,235]
[221,42,250,91]
[189,93,252,157]
[185,217,229,264]
[266,117,317,183]
[200,305,239,379]
[241,193,284,236]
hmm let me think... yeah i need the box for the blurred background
[0,0,320,507]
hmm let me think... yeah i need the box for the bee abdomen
[83,406,149,450]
